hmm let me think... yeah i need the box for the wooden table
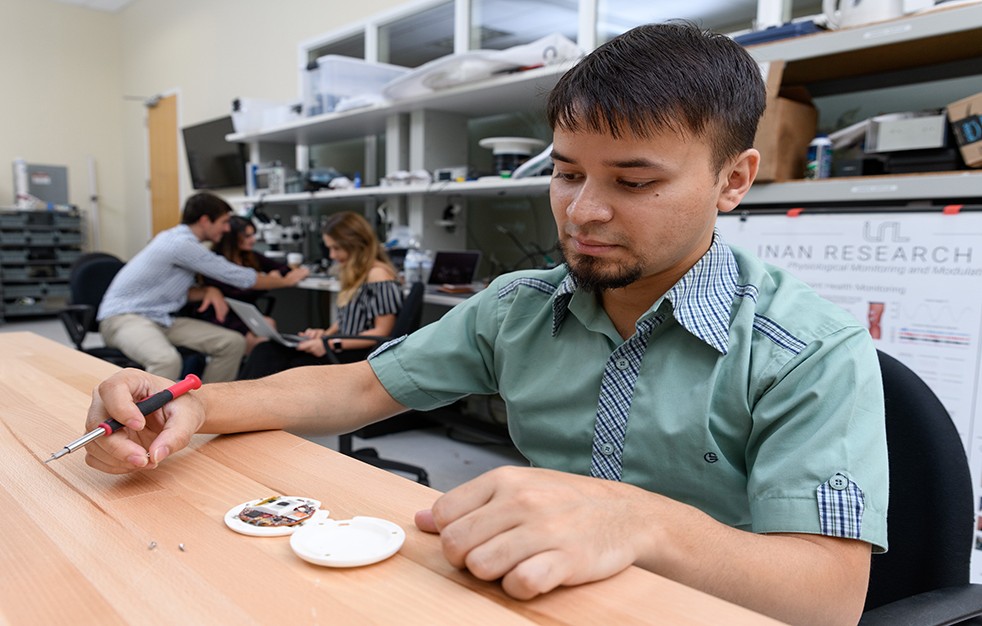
[0,332,783,625]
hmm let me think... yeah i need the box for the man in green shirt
[83,22,886,625]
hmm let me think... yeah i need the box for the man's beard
[559,239,643,293]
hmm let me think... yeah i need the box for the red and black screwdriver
[44,374,202,463]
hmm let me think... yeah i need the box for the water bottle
[404,249,422,284]
[13,157,29,208]
[805,134,832,180]
[420,250,434,284]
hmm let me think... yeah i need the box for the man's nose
[566,182,612,224]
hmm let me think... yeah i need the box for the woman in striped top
[238,211,402,379]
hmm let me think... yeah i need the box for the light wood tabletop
[0,332,784,625]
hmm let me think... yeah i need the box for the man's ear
[717,148,759,214]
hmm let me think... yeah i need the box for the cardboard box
[754,61,819,182]
[947,92,982,168]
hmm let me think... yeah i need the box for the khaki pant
[100,314,246,383]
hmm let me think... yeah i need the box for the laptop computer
[225,299,304,348]
[427,250,481,291]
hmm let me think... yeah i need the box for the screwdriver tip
[44,449,68,463]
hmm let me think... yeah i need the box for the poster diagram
[717,210,982,579]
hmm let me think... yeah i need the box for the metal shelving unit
[744,170,982,206]
[0,208,82,323]
[743,3,982,207]
[227,4,982,215]
[225,176,551,207]
[227,63,570,147]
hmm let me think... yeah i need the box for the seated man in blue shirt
[82,23,886,625]
[97,192,309,382]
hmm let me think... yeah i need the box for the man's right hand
[284,266,310,285]
[83,368,206,474]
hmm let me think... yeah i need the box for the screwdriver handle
[99,374,202,434]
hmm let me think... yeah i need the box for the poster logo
[862,221,909,244]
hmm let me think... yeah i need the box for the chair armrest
[58,304,95,350]
[321,334,397,364]
[255,295,276,316]
[860,584,982,626]
[326,334,394,345]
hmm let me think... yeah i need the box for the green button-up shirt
[370,235,888,550]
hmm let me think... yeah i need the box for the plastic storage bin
[0,214,28,228]
[231,98,278,134]
[304,56,409,116]
[231,99,303,134]
[0,250,29,263]
[56,249,81,264]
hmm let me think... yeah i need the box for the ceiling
[51,0,823,68]
[51,0,769,21]
[51,0,135,11]
[309,0,814,68]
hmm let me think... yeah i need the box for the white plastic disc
[290,516,405,567]
[478,136,545,156]
[224,496,325,537]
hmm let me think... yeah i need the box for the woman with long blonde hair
[238,211,402,378]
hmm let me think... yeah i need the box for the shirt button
[615,358,630,370]
[829,473,849,490]
[600,442,615,456]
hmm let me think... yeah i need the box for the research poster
[717,209,982,579]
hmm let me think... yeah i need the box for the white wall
[0,0,408,259]
[0,0,123,252]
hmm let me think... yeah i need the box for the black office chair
[59,252,206,378]
[325,282,430,485]
[860,350,982,625]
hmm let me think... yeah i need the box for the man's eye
[619,179,654,189]
[553,171,579,181]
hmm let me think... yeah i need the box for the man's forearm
[629,487,870,625]
[195,361,407,436]
[253,272,292,289]
[187,286,209,301]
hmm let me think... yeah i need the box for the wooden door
[147,94,180,235]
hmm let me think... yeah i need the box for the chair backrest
[391,282,425,337]
[864,350,975,611]
[68,253,125,329]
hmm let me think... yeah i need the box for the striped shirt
[337,279,402,335]
[98,224,257,326]
[370,232,888,551]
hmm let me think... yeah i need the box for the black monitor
[428,250,481,285]
[182,116,247,190]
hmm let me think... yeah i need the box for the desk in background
[297,275,483,305]
[295,275,483,327]
[297,274,341,292]
[0,332,782,624]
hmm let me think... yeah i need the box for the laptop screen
[427,251,481,285]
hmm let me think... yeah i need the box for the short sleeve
[369,286,501,410]
[746,327,888,552]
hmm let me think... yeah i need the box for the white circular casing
[290,516,406,567]
[224,496,325,537]
[478,136,546,156]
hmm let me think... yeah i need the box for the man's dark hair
[181,192,233,225]
[547,21,766,172]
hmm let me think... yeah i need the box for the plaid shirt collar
[552,231,737,354]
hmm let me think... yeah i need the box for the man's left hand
[415,466,643,599]
[197,286,229,322]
